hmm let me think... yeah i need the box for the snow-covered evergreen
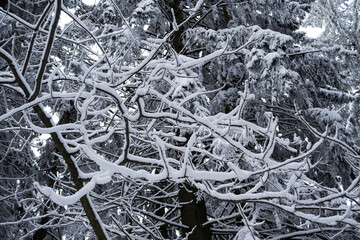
[0,0,359,239]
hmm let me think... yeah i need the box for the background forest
[0,0,360,239]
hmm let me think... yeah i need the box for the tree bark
[163,1,212,238]
[179,184,211,239]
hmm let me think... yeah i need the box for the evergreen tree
[0,0,359,239]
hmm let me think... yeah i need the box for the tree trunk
[179,183,211,239]
[163,1,211,238]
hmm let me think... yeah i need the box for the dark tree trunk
[31,216,50,240]
[155,204,169,238]
[32,106,77,240]
[179,183,211,239]
[160,1,212,238]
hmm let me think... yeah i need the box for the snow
[234,227,259,240]
[184,0,203,13]
[35,169,112,206]
[264,52,280,67]
[83,0,100,5]
[58,9,74,29]
[133,0,157,14]
[1,0,360,238]
[307,108,342,122]
[298,26,325,38]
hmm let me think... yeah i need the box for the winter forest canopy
[0,0,360,239]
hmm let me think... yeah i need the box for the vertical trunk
[179,184,211,239]
[31,216,50,240]
[155,204,169,238]
[163,1,211,238]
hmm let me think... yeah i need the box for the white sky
[59,11,72,29]
[59,0,100,29]
[83,0,100,5]
[298,26,325,38]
